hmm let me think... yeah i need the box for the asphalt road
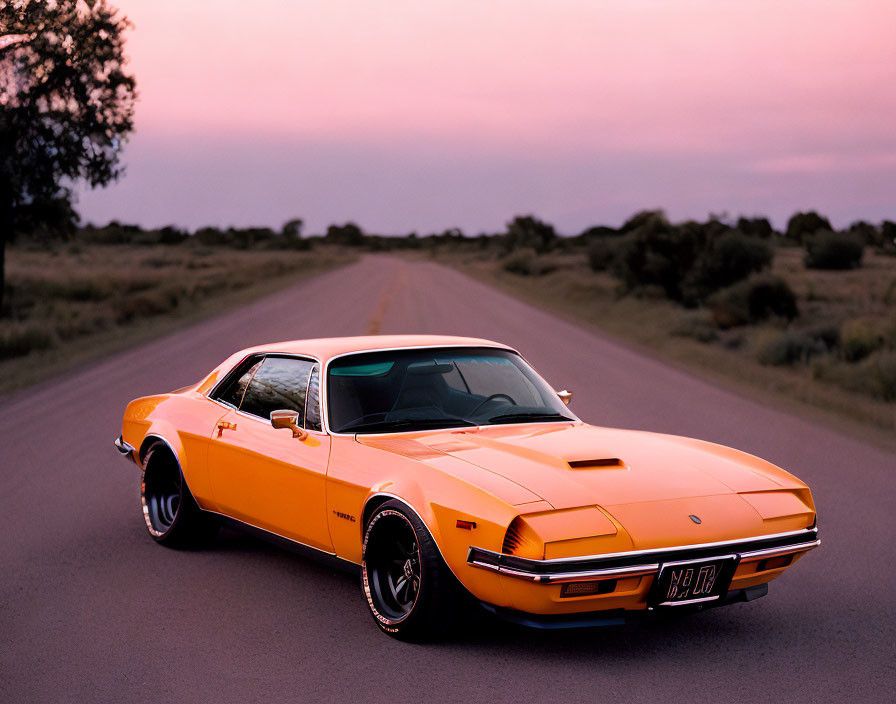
[1,255,894,703]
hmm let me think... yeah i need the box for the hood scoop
[568,458,626,470]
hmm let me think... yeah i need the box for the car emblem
[689,514,702,524]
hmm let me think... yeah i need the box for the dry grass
[438,246,896,450]
[0,242,354,393]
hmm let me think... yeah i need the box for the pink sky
[79,0,896,233]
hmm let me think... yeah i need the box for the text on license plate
[656,558,735,605]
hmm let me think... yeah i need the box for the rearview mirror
[270,409,307,439]
[557,390,573,405]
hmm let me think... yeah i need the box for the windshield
[327,347,575,433]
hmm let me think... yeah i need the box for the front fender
[362,480,517,608]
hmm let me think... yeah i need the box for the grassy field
[4,229,894,451]
[437,245,896,449]
[0,242,353,393]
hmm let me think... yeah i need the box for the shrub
[325,222,365,247]
[671,314,719,343]
[814,351,896,401]
[683,233,773,302]
[113,289,181,323]
[757,332,826,366]
[0,325,56,359]
[587,239,617,272]
[158,226,187,245]
[708,275,798,328]
[881,221,896,255]
[786,211,832,244]
[505,216,556,253]
[579,225,620,241]
[610,220,705,301]
[619,210,668,234]
[804,230,863,269]
[501,249,556,276]
[840,318,886,362]
[848,221,880,247]
[803,323,840,351]
[860,351,896,401]
[736,216,773,239]
[195,227,228,246]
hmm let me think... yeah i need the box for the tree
[785,211,831,244]
[736,216,773,239]
[504,215,556,253]
[619,209,667,234]
[1,0,136,309]
[281,218,304,240]
[325,222,365,246]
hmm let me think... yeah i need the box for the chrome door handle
[216,421,237,438]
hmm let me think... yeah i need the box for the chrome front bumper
[114,435,136,459]
[467,526,820,584]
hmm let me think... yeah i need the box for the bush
[840,318,886,362]
[736,216,773,239]
[504,216,556,253]
[708,275,798,328]
[113,289,181,323]
[757,332,827,366]
[683,233,773,302]
[619,210,668,234]
[587,239,617,271]
[804,323,840,351]
[608,216,772,304]
[579,225,620,241]
[814,351,896,402]
[610,220,705,301]
[325,222,365,247]
[786,211,832,244]
[804,230,863,269]
[0,325,56,359]
[671,314,719,343]
[502,249,556,276]
[859,351,896,401]
[848,221,880,247]
[881,221,896,254]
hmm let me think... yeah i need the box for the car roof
[239,335,514,363]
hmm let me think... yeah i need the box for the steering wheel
[469,393,516,416]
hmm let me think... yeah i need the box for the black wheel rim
[143,454,181,535]
[366,513,421,621]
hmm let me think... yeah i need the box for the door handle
[216,421,237,438]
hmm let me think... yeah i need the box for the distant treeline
[52,210,895,256]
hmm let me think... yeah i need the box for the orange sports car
[115,335,819,639]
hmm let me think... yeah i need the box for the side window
[305,365,322,431]
[239,356,316,424]
[213,357,263,408]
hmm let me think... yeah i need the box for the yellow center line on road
[365,265,409,335]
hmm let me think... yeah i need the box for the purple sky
[78,0,896,234]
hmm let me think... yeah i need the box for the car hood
[360,422,805,510]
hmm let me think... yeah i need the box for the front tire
[141,442,218,548]
[362,500,461,641]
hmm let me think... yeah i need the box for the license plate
[651,556,737,607]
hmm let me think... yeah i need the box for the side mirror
[557,390,573,406]
[270,409,307,439]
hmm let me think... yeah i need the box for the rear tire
[141,442,218,548]
[362,500,464,641]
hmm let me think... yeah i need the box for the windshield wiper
[339,418,477,433]
[486,412,573,425]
